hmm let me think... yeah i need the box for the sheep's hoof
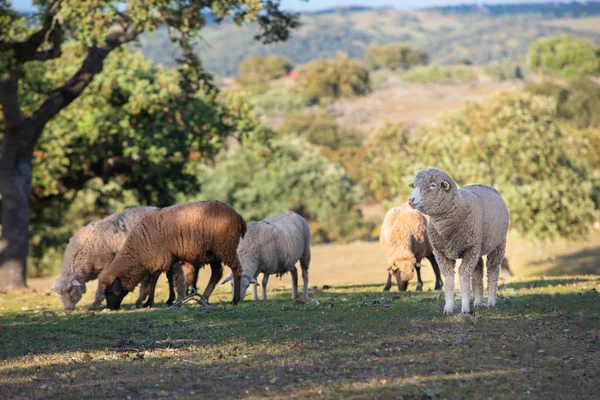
[473,298,484,307]
[486,301,496,308]
[443,303,456,315]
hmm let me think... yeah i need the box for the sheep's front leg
[415,265,424,291]
[383,271,393,291]
[172,263,186,303]
[89,287,105,310]
[135,277,151,308]
[458,250,480,315]
[142,271,161,308]
[262,274,269,300]
[253,281,259,301]
[432,249,456,314]
[485,240,506,308]
[290,266,299,301]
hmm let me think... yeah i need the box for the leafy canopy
[527,35,600,79]
[365,42,428,71]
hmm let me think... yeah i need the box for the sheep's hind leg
[291,266,299,301]
[458,250,480,315]
[415,265,424,291]
[262,274,269,300]
[142,271,161,308]
[427,254,443,290]
[202,260,223,302]
[166,265,176,305]
[486,241,506,308]
[472,258,484,307]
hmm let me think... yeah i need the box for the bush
[276,109,363,150]
[416,91,595,241]
[247,87,306,115]
[365,43,428,71]
[527,35,600,79]
[526,78,600,128]
[401,65,477,84]
[296,52,371,103]
[238,55,293,81]
[484,61,525,81]
[193,135,365,243]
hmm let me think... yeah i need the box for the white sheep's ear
[441,181,450,190]
[71,278,84,287]
[221,275,233,285]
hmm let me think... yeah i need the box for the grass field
[1,233,600,399]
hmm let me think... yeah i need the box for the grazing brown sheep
[97,200,247,309]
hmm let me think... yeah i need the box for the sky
[8,0,583,13]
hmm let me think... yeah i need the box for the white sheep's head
[389,258,416,291]
[222,274,256,301]
[51,275,87,310]
[408,168,457,216]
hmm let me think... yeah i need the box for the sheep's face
[51,275,86,310]
[390,259,415,291]
[408,168,456,216]
[222,274,256,301]
[104,278,129,310]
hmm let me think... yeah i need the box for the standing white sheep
[408,168,509,315]
[51,207,186,310]
[380,203,443,292]
[223,211,311,302]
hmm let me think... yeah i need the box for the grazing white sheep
[51,207,186,310]
[380,203,443,292]
[408,168,509,315]
[223,211,311,302]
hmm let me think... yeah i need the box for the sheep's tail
[239,215,248,239]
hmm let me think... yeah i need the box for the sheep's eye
[429,182,438,189]
[408,183,415,189]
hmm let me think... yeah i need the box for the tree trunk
[0,130,32,289]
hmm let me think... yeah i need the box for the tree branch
[13,0,63,63]
[26,25,140,147]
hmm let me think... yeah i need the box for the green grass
[1,274,599,399]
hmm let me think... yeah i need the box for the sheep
[51,206,185,310]
[222,211,311,302]
[408,168,509,315]
[97,200,247,309]
[379,203,443,292]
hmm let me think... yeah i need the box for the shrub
[238,55,293,81]
[365,43,428,71]
[276,109,363,150]
[296,52,371,103]
[401,65,477,84]
[527,35,600,79]
[248,87,306,115]
[484,61,525,81]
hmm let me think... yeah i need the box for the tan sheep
[379,203,443,292]
[97,200,247,309]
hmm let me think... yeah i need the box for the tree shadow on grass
[528,246,600,276]
[0,289,599,399]
[500,276,598,290]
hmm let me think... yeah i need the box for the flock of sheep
[52,168,509,315]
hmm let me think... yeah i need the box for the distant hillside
[139,2,600,76]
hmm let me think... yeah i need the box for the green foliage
[365,42,428,71]
[296,53,371,103]
[527,35,600,79]
[417,92,595,241]
[244,87,306,115]
[276,109,363,150]
[526,78,600,129]
[193,135,364,243]
[484,61,525,81]
[401,65,477,84]
[238,54,293,81]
